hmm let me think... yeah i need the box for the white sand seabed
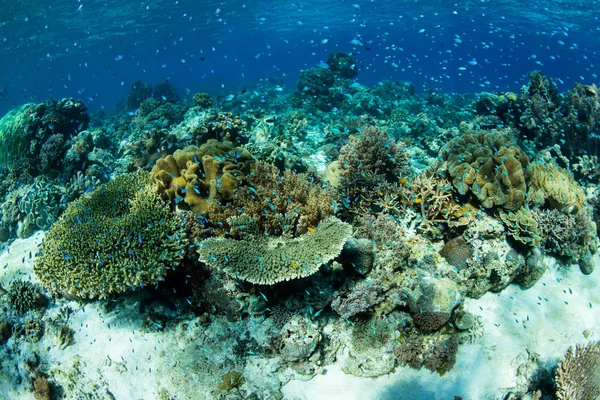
[1,233,599,400]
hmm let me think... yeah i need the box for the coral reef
[217,371,245,391]
[197,217,352,285]
[151,140,254,214]
[326,52,358,79]
[193,92,213,109]
[394,332,459,375]
[440,129,530,210]
[125,80,153,110]
[34,172,187,299]
[0,98,89,173]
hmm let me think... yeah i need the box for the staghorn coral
[34,172,187,299]
[402,168,470,237]
[528,161,586,214]
[197,217,352,285]
[207,160,333,236]
[440,129,530,210]
[555,341,600,400]
[498,207,543,248]
[151,140,254,214]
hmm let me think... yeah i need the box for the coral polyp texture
[150,139,254,214]
[197,216,352,284]
[33,172,187,299]
[440,129,530,210]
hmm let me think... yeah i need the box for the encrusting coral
[197,216,352,285]
[34,171,187,299]
[440,129,530,210]
[151,140,254,214]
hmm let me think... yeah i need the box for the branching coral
[207,160,333,236]
[334,125,409,217]
[555,341,600,400]
[151,140,254,214]
[440,129,530,210]
[34,172,187,299]
[197,217,352,285]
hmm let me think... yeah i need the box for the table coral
[151,140,254,214]
[440,129,530,210]
[197,217,352,285]
[34,171,187,299]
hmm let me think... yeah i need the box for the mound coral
[151,140,254,214]
[440,129,530,210]
[34,172,187,299]
[197,216,352,285]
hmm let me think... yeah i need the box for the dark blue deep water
[1,0,599,114]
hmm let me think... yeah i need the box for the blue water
[1,0,599,114]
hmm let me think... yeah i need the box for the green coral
[440,129,530,210]
[34,172,187,299]
[498,207,543,247]
[0,104,34,168]
[197,217,352,285]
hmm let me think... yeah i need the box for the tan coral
[150,140,254,214]
[440,129,530,210]
[528,161,586,214]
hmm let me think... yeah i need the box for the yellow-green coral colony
[34,172,187,299]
